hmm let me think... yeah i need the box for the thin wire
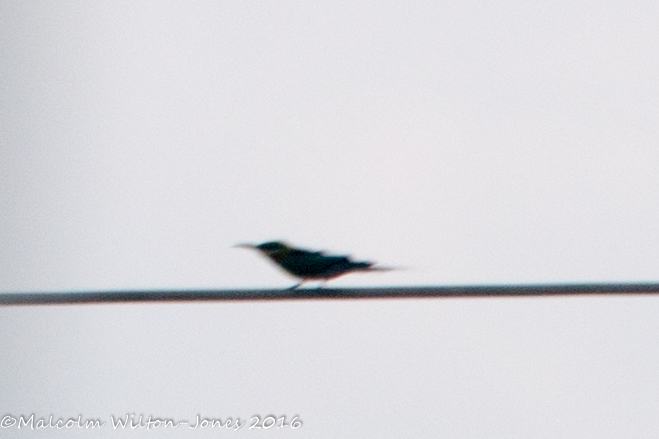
[1,283,659,306]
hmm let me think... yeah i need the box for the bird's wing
[280,252,351,277]
[299,253,351,267]
[289,248,325,258]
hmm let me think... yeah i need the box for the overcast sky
[2,1,659,437]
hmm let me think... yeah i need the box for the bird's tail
[359,264,398,272]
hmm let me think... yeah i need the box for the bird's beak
[233,243,256,249]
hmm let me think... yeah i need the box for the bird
[235,241,392,290]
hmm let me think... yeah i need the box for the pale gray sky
[2,1,659,437]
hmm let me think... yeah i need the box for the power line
[1,283,659,306]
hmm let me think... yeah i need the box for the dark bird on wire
[235,241,393,290]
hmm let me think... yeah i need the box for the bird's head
[234,241,292,257]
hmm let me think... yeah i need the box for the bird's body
[236,241,391,289]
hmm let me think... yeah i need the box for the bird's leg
[287,282,302,291]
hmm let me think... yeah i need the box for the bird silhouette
[235,241,392,290]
